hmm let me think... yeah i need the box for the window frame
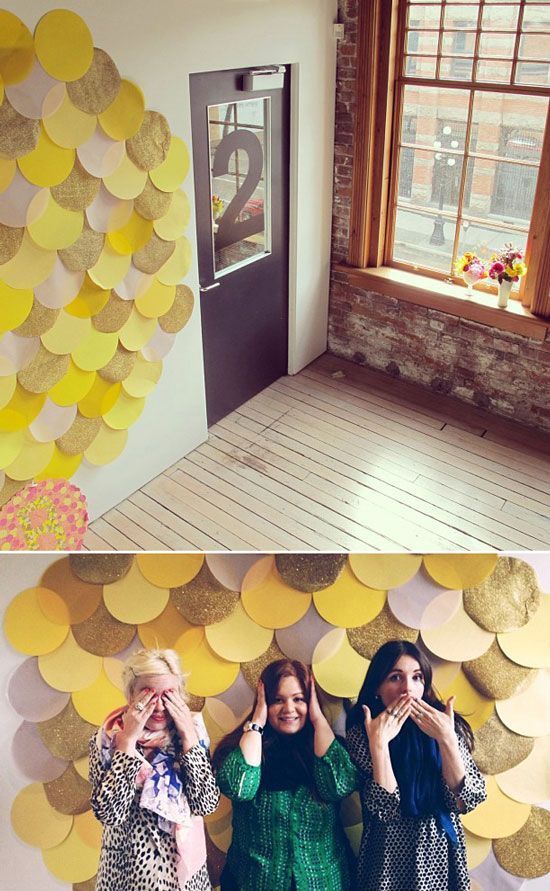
[348,0,550,320]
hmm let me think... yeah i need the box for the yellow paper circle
[312,627,369,697]
[183,638,240,697]
[421,603,494,661]
[423,554,498,589]
[0,427,24,470]
[118,307,157,351]
[138,597,204,652]
[0,373,17,410]
[153,190,190,240]
[40,557,103,624]
[0,157,16,191]
[34,10,94,83]
[0,232,57,289]
[66,276,110,319]
[156,236,190,284]
[43,87,97,149]
[135,279,175,319]
[0,11,35,86]
[72,669,126,725]
[349,554,423,589]
[103,152,148,200]
[18,124,75,188]
[136,554,204,588]
[313,564,386,627]
[49,362,95,407]
[440,669,494,730]
[11,782,73,848]
[103,390,145,430]
[497,595,550,667]
[72,809,102,849]
[205,601,274,662]
[122,353,162,397]
[242,556,312,629]
[41,311,91,354]
[461,775,531,839]
[495,669,550,737]
[42,823,100,883]
[4,435,55,480]
[87,242,130,289]
[108,211,153,255]
[35,444,83,480]
[150,137,190,192]
[84,423,127,465]
[496,735,550,804]
[78,375,119,418]
[3,586,69,654]
[38,630,102,692]
[71,327,118,372]
[98,79,145,141]
[103,560,169,623]
[0,281,33,332]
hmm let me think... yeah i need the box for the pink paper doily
[0,479,88,551]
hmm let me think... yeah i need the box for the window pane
[519,32,550,60]
[478,32,517,58]
[405,55,437,77]
[481,4,520,31]
[408,4,442,28]
[441,31,476,56]
[476,59,513,82]
[440,56,474,79]
[407,30,439,53]
[463,157,537,224]
[443,4,479,28]
[398,147,464,211]
[471,93,549,158]
[515,61,550,85]
[394,207,456,272]
[522,4,550,30]
[402,86,470,149]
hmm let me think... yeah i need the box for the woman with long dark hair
[346,640,486,891]
[213,658,357,890]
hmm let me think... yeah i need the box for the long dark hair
[346,640,473,750]
[213,659,320,792]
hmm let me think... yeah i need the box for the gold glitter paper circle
[0,223,24,265]
[464,557,542,632]
[134,176,172,220]
[0,475,28,506]
[463,639,534,700]
[57,413,102,456]
[99,345,137,383]
[38,699,97,760]
[72,599,136,656]
[51,158,100,212]
[44,763,92,815]
[493,807,550,878]
[473,713,535,775]
[67,48,121,114]
[241,639,287,690]
[133,231,175,274]
[171,564,240,625]
[73,878,98,891]
[126,110,172,171]
[92,292,134,333]
[70,553,134,584]
[158,284,194,333]
[17,347,70,394]
[0,97,40,158]
[348,602,418,659]
[14,302,59,337]
[58,222,105,273]
[186,694,206,713]
[274,554,347,592]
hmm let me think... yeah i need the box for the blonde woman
[90,648,220,891]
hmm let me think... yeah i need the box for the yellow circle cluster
[4,553,550,887]
[0,9,193,506]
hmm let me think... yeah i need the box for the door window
[208,97,271,275]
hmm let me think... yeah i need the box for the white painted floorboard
[85,355,550,552]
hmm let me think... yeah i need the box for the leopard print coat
[89,736,220,891]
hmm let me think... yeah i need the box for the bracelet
[243,721,264,735]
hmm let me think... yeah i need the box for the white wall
[6,0,338,519]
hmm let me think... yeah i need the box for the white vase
[498,278,513,308]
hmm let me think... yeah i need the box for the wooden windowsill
[335,265,549,341]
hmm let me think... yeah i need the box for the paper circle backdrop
[0,8,194,509]
[3,553,550,889]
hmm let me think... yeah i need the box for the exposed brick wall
[329,0,550,432]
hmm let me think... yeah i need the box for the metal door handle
[200,282,220,292]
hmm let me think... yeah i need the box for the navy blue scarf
[376,704,458,846]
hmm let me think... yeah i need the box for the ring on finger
[135,701,145,712]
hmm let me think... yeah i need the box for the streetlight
[429,125,459,246]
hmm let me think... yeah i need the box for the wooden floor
[85,354,550,552]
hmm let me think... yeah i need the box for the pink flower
[36,532,59,550]
[29,508,49,528]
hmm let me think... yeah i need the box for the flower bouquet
[212,194,224,221]
[488,244,527,307]
[455,252,488,296]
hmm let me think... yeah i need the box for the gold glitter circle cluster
[0,9,193,508]
[5,553,549,888]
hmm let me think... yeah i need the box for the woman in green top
[213,659,357,891]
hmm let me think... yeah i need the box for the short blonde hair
[122,648,188,701]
